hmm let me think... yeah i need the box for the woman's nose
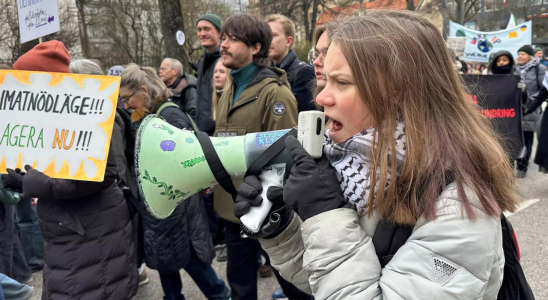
[315,85,332,107]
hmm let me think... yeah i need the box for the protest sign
[17,0,61,43]
[449,21,532,63]
[463,74,524,159]
[0,70,120,181]
[176,30,186,46]
[107,65,125,76]
[447,37,466,57]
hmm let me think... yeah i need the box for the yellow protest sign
[0,70,120,181]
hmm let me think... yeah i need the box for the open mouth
[328,117,343,138]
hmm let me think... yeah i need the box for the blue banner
[449,21,532,63]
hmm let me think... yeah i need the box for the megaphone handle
[239,173,282,234]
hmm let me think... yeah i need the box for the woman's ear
[140,86,149,95]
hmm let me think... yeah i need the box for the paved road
[28,165,548,300]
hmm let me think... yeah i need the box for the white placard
[176,30,186,46]
[0,70,120,181]
[447,37,466,57]
[17,0,61,43]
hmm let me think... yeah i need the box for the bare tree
[435,0,481,24]
[157,0,188,67]
[0,0,80,62]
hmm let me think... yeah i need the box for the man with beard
[213,14,303,300]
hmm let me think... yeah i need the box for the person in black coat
[2,41,138,300]
[524,77,548,172]
[195,14,223,136]
[268,14,316,113]
[119,64,230,300]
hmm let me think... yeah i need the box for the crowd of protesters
[1,8,546,300]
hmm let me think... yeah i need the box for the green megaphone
[135,114,294,220]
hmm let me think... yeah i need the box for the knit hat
[13,40,71,73]
[197,14,222,33]
[518,45,535,57]
[534,47,544,54]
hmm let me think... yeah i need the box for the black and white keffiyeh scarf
[516,57,540,81]
[323,122,406,216]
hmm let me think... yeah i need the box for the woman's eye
[338,81,348,86]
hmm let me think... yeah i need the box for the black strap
[195,130,238,200]
[245,128,297,177]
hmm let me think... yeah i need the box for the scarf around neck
[130,98,168,129]
[323,122,406,216]
[516,57,540,80]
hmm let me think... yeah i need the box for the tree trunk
[303,0,311,42]
[75,0,90,58]
[157,0,188,68]
[308,0,318,42]
[406,0,414,10]
[457,0,465,24]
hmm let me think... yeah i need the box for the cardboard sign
[463,74,524,159]
[17,0,61,43]
[447,37,466,57]
[0,70,120,181]
[449,21,532,63]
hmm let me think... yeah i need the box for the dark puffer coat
[139,105,215,272]
[22,151,138,300]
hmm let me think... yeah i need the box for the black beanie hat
[518,45,535,56]
[197,14,222,33]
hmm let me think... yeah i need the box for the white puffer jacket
[260,183,504,299]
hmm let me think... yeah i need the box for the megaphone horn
[135,114,294,219]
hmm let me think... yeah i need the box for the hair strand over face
[327,10,519,224]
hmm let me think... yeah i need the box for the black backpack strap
[195,130,238,200]
[245,128,297,177]
[372,221,414,268]
[198,127,297,201]
[498,215,536,300]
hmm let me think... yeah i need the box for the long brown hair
[327,11,519,224]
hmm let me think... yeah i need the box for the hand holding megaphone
[134,111,325,232]
[237,111,325,238]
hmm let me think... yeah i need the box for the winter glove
[283,135,351,221]
[1,168,26,193]
[234,175,294,239]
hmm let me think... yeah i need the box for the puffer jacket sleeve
[260,214,313,295]
[184,86,198,121]
[22,148,117,200]
[265,185,503,300]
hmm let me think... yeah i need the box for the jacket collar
[168,76,183,90]
[231,63,260,88]
[202,45,221,61]
[276,49,297,71]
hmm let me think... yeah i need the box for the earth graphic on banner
[477,40,493,53]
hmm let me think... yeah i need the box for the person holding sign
[3,41,139,300]
[119,64,230,300]
[515,44,547,178]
